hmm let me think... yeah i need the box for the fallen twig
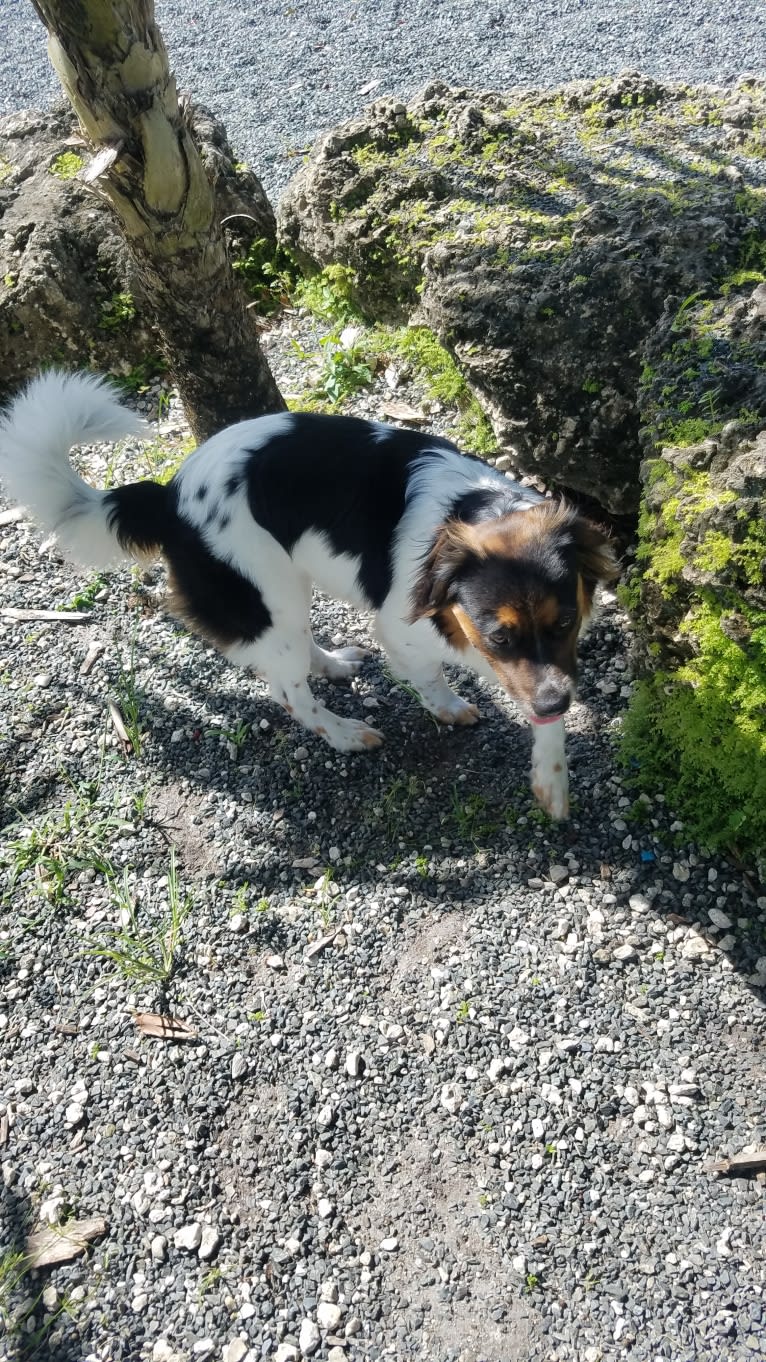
[709,1150,766,1176]
[108,701,132,753]
[1,607,92,623]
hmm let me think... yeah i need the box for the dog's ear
[571,516,621,595]
[410,520,476,620]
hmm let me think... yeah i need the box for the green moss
[622,602,766,856]
[661,415,723,446]
[0,156,12,183]
[49,151,84,180]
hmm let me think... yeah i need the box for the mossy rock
[621,272,766,866]
[279,73,766,512]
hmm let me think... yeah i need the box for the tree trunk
[30,0,286,441]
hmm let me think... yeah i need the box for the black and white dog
[0,371,619,817]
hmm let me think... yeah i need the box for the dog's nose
[532,683,572,719]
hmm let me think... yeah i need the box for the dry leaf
[134,1012,198,1041]
[25,1217,107,1269]
[108,700,131,751]
[380,401,427,424]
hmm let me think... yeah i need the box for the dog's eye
[488,627,516,649]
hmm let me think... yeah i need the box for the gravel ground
[1,6,766,1358]
[1,314,765,1362]
[0,2,764,196]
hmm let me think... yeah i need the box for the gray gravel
[1,1,765,195]
[1,318,765,1362]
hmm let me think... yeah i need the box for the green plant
[60,573,107,612]
[2,780,120,907]
[99,291,136,330]
[114,638,143,756]
[451,787,498,844]
[319,338,373,405]
[292,264,361,325]
[49,151,84,179]
[84,850,190,988]
[415,853,430,879]
[525,1273,540,1293]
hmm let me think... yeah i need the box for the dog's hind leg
[309,640,368,681]
[227,634,383,753]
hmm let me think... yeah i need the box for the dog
[0,371,619,818]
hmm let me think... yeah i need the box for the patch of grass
[1,779,121,908]
[450,787,499,845]
[381,773,425,839]
[84,850,191,988]
[292,264,362,326]
[114,639,144,756]
[49,151,84,179]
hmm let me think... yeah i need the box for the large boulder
[0,103,276,401]
[279,73,766,513]
[621,276,766,863]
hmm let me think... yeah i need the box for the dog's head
[411,499,620,724]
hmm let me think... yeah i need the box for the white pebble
[298,1319,320,1356]
[317,1301,343,1330]
[174,1222,202,1252]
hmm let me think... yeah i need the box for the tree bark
[30,0,286,441]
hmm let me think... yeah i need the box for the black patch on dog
[242,414,454,607]
[224,474,241,497]
[105,480,271,647]
[195,484,208,502]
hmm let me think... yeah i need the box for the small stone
[379,1236,398,1252]
[174,1222,202,1252]
[65,1102,84,1127]
[672,861,691,882]
[316,1104,335,1129]
[708,907,733,930]
[298,1318,320,1356]
[315,1148,333,1169]
[494,454,513,472]
[440,1082,461,1114]
[293,746,309,761]
[198,1226,220,1260]
[320,1282,339,1303]
[328,1350,347,1362]
[42,1285,58,1310]
[231,1052,247,1080]
[613,944,637,962]
[223,1342,249,1362]
[266,954,286,970]
[317,1198,334,1219]
[344,1049,363,1078]
[274,1348,299,1362]
[317,1301,343,1330]
[131,1293,149,1313]
[488,1056,506,1082]
[681,933,711,961]
[548,864,569,886]
[153,1342,183,1362]
[229,913,249,934]
[150,1234,168,1262]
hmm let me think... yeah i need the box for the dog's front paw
[532,764,569,820]
[435,698,481,727]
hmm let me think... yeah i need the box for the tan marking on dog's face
[531,595,560,629]
[435,605,471,651]
[496,603,521,629]
[577,572,593,618]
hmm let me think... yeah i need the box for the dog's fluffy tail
[0,369,171,568]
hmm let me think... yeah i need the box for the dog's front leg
[530,718,569,820]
